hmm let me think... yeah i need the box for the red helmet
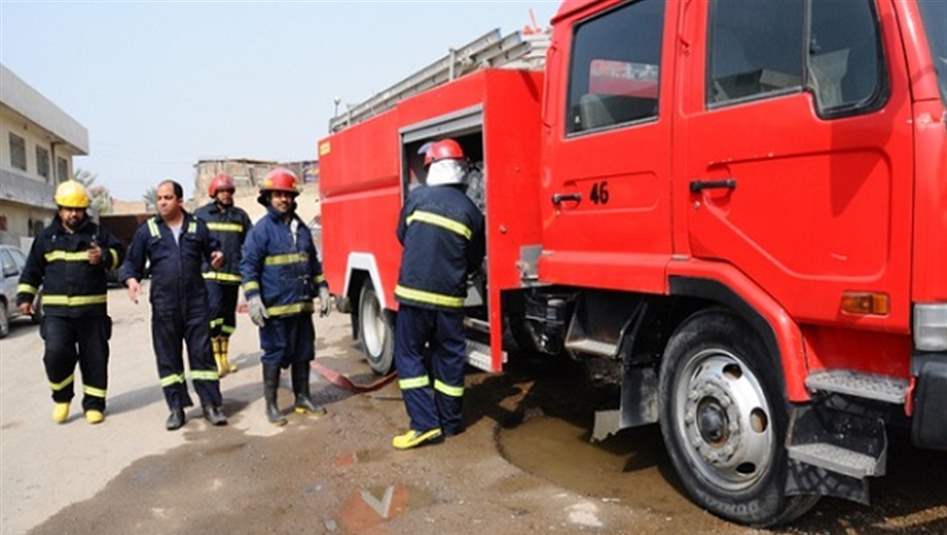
[208,173,235,197]
[260,167,299,194]
[423,139,464,166]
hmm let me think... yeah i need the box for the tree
[72,168,111,215]
[143,186,157,211]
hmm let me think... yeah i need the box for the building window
[9,133,27,171]
[36,146,51,180]
[57,157,69,183]
[566,0,665,135]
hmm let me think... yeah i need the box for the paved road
[2,286,945,534]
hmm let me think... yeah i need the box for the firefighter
[121,180,228,430]
[16,181,125,424]
[196,173,252,377]
[391,139,485,449]
[241,168,330,426]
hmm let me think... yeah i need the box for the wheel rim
[672,348,775,492]
[360,290,384,359]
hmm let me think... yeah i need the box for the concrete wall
[193,160,319,205]
[0,107,78,185]
[0,200,53,248]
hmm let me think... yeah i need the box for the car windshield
[919,0,947,105]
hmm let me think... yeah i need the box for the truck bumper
[911,351,947,451]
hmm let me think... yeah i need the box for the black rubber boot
[202,404,228,426]
[166,407,185,431]
[292,362,326,416]
[263,364,287,426]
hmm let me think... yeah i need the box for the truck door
[541,0,675,292]
[683,0,914,330]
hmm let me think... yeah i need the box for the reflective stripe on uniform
[203,271,242,283]
[43,294,108,306]
[209,318,225,328]
[147,218,160,238]
[243,281,260,292]
[394,285,464,308]
[160,373,185,387]
[398,376,430,390]
[434,379,464,397]
[17,283,38,295]
[264,253,308,266]
[83,385,107,398]
[109,248,120,270]
[406,210,472,240]
[49,374,75,391]
[266,301,314,316]
[313,273,326,284]
[207,222,243,232]
[44,250,90,262]
[191,370,219,381]
[221,325,236,335]
[187,222,197,233]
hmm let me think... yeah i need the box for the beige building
[0,64,88,248]
[193,158,318,205]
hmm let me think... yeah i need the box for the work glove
[318,285,331,318]
[248,295,269,327]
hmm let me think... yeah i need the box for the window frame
[564,0,665,139]
[36,145,50,180]
[9,133,27,172]
[704,0,890,118]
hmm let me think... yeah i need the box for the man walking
[121,180,228,430]
[391,139,485,450]
[16,181,125,424]
[196,173,252,377]
[241,168,330,426]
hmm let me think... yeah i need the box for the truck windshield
[919,0,947,104]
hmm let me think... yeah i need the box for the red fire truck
[319,0,946,526]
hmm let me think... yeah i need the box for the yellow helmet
[54,181,90,208]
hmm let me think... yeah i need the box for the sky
[0,0,559,200]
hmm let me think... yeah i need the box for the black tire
[0,301,9,338]
[657,309,819,527]
[357,282,394,375]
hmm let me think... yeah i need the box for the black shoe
[263,364,287,426]
[202,405,228,426]
[166,407,186,431]
[291,362,326,416]
[444,426,466,437]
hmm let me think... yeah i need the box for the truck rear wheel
[658,309,818,526]
[358,283,394,375]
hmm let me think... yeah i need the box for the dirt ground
[2,287,945,535]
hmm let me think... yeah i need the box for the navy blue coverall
[195,200,252,338]
[17,215,125,412]
[240,207,327,367]
[394,183,485,435]
[121,213,223,410]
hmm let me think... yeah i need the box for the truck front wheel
[358,283,394,375]
[658,309,818,526]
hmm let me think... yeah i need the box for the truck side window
[808,0,887,116]
[707,0,804,106]
[566,0,665,135]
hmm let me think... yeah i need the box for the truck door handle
[690,178,736,193]
[552,192,582,205]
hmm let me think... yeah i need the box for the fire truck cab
[319,0,946,526]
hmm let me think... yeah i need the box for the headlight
[914,304,947,352]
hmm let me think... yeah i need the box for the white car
[0,244,41,338]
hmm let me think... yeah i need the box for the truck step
[565,338,618,358]
[805,370,908,404]
[787,443,882,479]
[466,339,506,372]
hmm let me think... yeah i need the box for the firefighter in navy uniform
[121,180,228,430]
[391,139,485,450]
[241,168,330,426]
[16,181,125,425]
[196,173,252,377]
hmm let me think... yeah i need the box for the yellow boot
[392,428,443,450]
[51,402,70,424]
[212,337,227,377]
[221,337,237,374]
[85,410,105,424]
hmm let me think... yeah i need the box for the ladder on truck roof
[328,28,550,133]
